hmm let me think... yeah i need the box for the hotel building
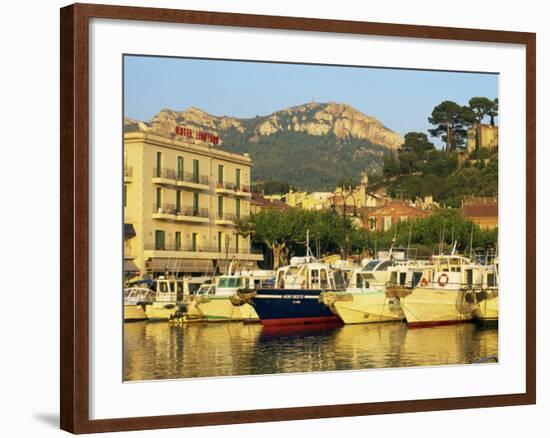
[124,131,262,279]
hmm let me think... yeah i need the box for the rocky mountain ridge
[125,102,403,150]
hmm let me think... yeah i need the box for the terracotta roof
[461,202,498,218]
[251,193,289,209]
[365,201,429,217]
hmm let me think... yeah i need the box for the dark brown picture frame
[60,2,536,433]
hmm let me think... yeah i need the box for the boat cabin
[274,258,345,291]
[124,287,155,305]
[212,270,275,296]
[154,276,210,302]
[420,255,486,289]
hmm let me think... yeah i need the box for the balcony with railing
[176,171,210,189]
[215,212,249,225]
[215,181,236,195]
[175,207,209,223]
[153,168,209,189]
[152,203,177,220]
[235,184,251,197]
[143,242,262,255]
[152,204,209,222]
[215,181,252,197]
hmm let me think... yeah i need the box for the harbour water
[124,321,498,381]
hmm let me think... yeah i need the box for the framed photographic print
[60,3,536,433]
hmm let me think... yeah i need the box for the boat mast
[406,222,413,260]
[306,229,314,258]
[469,221,474,261]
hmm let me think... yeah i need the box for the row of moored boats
[124,242,498,327]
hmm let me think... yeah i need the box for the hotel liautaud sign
[60,3,536,433]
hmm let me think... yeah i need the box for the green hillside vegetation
[220,129,387,191]
[374,97,498,207]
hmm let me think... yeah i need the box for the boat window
[320,269,328,289]
[376,261,393,271]
[159,282,169,293]
[412,271,423,288]
[333,270,345,289]
[356,273,363,289]
[285,267,300,277]
[217,277,245,288]
[438,259,450,272]
[311,269,320,287]
[363,260,380,271]
[188,283,201,295]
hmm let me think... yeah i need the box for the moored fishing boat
[395,249,482,327]
[144,276,208,321]
[124,286,155,321]
[247,253,346,326]
[473,257,499,322]
[322,259,425,324]
[187,270,274,321]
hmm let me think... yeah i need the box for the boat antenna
[439,220,447,255]
[306,229,314,258]
[451,224,455,246]
[406,222,413,259]
[469,221,474,261]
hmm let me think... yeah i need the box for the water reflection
[124,321,498,381]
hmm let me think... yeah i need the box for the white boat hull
[474,290,499,321]
[124,304,148,322]
[189,296,259,321]
[333,293,404,324]
[145,302,180,321]
[400,288,475,326]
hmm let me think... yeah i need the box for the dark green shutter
[156,187,162,211]
[177,156,184,180]
[155,230,165,250]
[193,159,199,183]
[193,192,199,215]
[156,152,162,177]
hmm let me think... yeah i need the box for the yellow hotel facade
[124,131,263,279]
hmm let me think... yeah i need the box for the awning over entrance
[124,223,136,239]
[148,258,217,274]
[124,259,140,273]
[215,259,258,273]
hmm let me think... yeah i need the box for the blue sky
[124,55,498,146]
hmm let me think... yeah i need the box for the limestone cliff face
[124,107,245,142]
[124,101,403,150]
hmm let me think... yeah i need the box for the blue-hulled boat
[247,255,346,326]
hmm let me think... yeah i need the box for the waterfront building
[124,131,263,279]
[330,174,390,211]
[466,123,499,153]
[461,196,498,229]
[281,190,332,210]
[362,201,431,231]
[250,193,289,214]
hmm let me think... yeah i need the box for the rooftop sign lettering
[175,126,220,145]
